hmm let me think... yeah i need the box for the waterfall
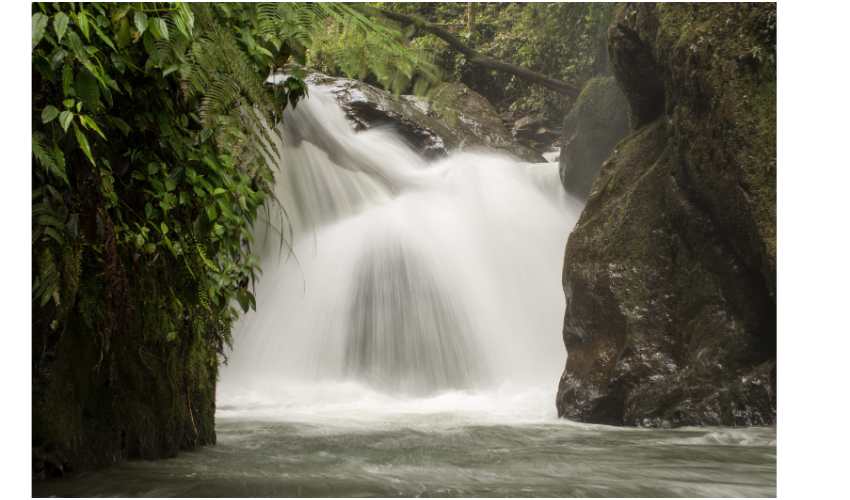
[218,83,585,419]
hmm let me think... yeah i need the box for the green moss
[558,3,776,426]
[33,269,218,476]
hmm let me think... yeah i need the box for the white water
[218,84,584,423]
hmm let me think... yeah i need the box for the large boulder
[556,3,776,427]
[511,114,561,154]
[558,76,629,199]
[302,73,542,162]
[424,82,543,161]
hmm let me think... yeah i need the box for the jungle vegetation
[31,1,435,408]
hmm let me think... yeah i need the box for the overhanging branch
[365,7,580,98]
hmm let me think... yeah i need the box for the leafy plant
[31,2,434,373]
[383,2,615,121]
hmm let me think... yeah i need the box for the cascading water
[218,83,585,415]
[36,82,776,498]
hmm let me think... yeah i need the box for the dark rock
[556,3,776,427]
[304,72,454,159]
[607,6,665,128]
[424,82,543,162]
[512,115,561,153]
[32,288,216,476]
[558,76,629,199]
[298,72,543,162]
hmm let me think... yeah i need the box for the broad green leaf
[79,115,106,139]
[173,13,189,39]
[236,289,251,313]
[49,48,67,68]
[41,105,59,124]
[160,222,169,235]
[92,22,116,51]
[32,13,48,49]
[177,3,194,32]
[133,11,148,35]
[62,66,73,96]
[76,11,90,41]
[53,12,69,42]
[75,69,100,110]
[255,45,274,59]
[73,125,96,166]
[111,5,131,24]
[58,110,74,132]
[149,17,169,40]
[116,16,131,47]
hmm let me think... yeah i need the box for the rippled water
[35,384,776,498]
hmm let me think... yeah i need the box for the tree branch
[366,7,580,98]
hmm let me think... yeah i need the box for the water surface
[35,386,776,497]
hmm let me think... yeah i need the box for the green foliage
[385,2,615,121]
[32,2,266,364]
[31,2,432,371]
[265,3,437,94]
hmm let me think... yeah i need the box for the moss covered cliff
[33,308,217,477]
[556,3,776,426]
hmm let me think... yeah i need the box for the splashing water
[218,85,585,412]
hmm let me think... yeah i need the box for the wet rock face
[558,76,629,199]
[607,7,665,129]
[511,115,560,154]
[557,3,776,427]
[425,82,544,162]
[304,73,542,162]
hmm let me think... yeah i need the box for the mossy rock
[558,76,629,199]
[32,293,217,478]
[302,72,542,162]
[424,82,543,161]
[557,3,776,427]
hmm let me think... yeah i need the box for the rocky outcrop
[424,82,543,161]
[558,76,629,199]
[511,115,560,154]
[557,3,776,427]
[302,73,542,162]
